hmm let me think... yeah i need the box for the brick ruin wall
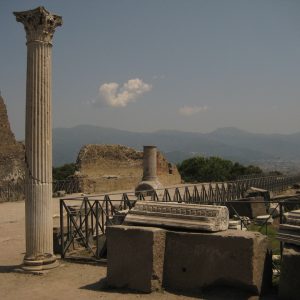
[0,96,25,186]
[75,144,181,193]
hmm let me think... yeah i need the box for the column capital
[14,6,62,44]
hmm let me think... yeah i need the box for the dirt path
[0,199,200,300]
[0,199,278,300]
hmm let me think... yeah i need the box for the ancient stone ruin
[107,202,270,294]
[135,145,164,194]
[75,144,181,193]
[0,95,24,184]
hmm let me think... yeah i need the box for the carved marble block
[124,201,229,232]
[277,210,300,246]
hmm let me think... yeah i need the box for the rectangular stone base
[106,225,166,293]
[279,245,300,300]
[106,225,271,295]
[163,229,270,295]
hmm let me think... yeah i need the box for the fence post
[60,199,65,258]
[84,197,89,246]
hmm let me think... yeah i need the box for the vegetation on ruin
[177,156,263,182]
[52,163,77,181]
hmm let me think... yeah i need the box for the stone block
[277,224,300,246]
[255,215,273,225]
[106,225,166,293]
[279,245,300,300]
[163,230,270,295]
[226,197,267,219]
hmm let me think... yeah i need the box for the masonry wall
[75,144,181,193]
[0,96,25,185]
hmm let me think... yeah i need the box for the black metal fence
[59,195,133,259]
[1,174,299,202]
[58,174,300,261]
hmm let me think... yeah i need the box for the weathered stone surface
[135,146,163,193]
[279,245,300,300]
[163,230,270,295]
[255,215,273,225]
[0,96,25,184]
[246,187,270,202]
[228,220,247,230]
[106,225,271,295]
[277,209,300,246]
[135,180,163,195]
[225,197,267,219]
[106,225,166,293]
[124,201,229,232]
[75,144,181,193]
[285,209,300,226]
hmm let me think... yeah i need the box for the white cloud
[178,105,209,116]
[98,78,152,107]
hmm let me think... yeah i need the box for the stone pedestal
[14,6,62,271]
[163,230,271,295]
[135,146,163,194]
[124,201,229,232]
[106,225,271,295]
[107,225,166,293]
[279,245,300,300]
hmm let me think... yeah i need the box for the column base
[22,254,58,272]
[135,180,164,197]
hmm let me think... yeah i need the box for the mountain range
[53,125,300,172]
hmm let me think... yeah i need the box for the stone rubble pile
[255,215,273,225]
[277,209,300,246]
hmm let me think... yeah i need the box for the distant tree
[230,162,247,180]
[245,165,263,176]
[268,170,283,176]
[177,156,206,183]
[52,163,77,181]
[177,156,264,183]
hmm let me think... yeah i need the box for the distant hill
[53,125,300,169]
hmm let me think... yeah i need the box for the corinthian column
[14,7,62,271]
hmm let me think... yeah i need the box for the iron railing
[1,174,299,202]
[58,175,300,260]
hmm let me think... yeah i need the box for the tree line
[177,156,276,183]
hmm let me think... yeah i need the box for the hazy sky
[1,0,300,139]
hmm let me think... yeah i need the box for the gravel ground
[0,198,279,300]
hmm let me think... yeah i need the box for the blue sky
[1,0,300,139]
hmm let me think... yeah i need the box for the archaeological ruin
[74,144,181,193]
[1,4,299,300]
[0,95,24,185]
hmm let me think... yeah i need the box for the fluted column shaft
[14,6,62,270]
[25,40,53,258]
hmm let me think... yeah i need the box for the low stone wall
[106,225,271,295]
